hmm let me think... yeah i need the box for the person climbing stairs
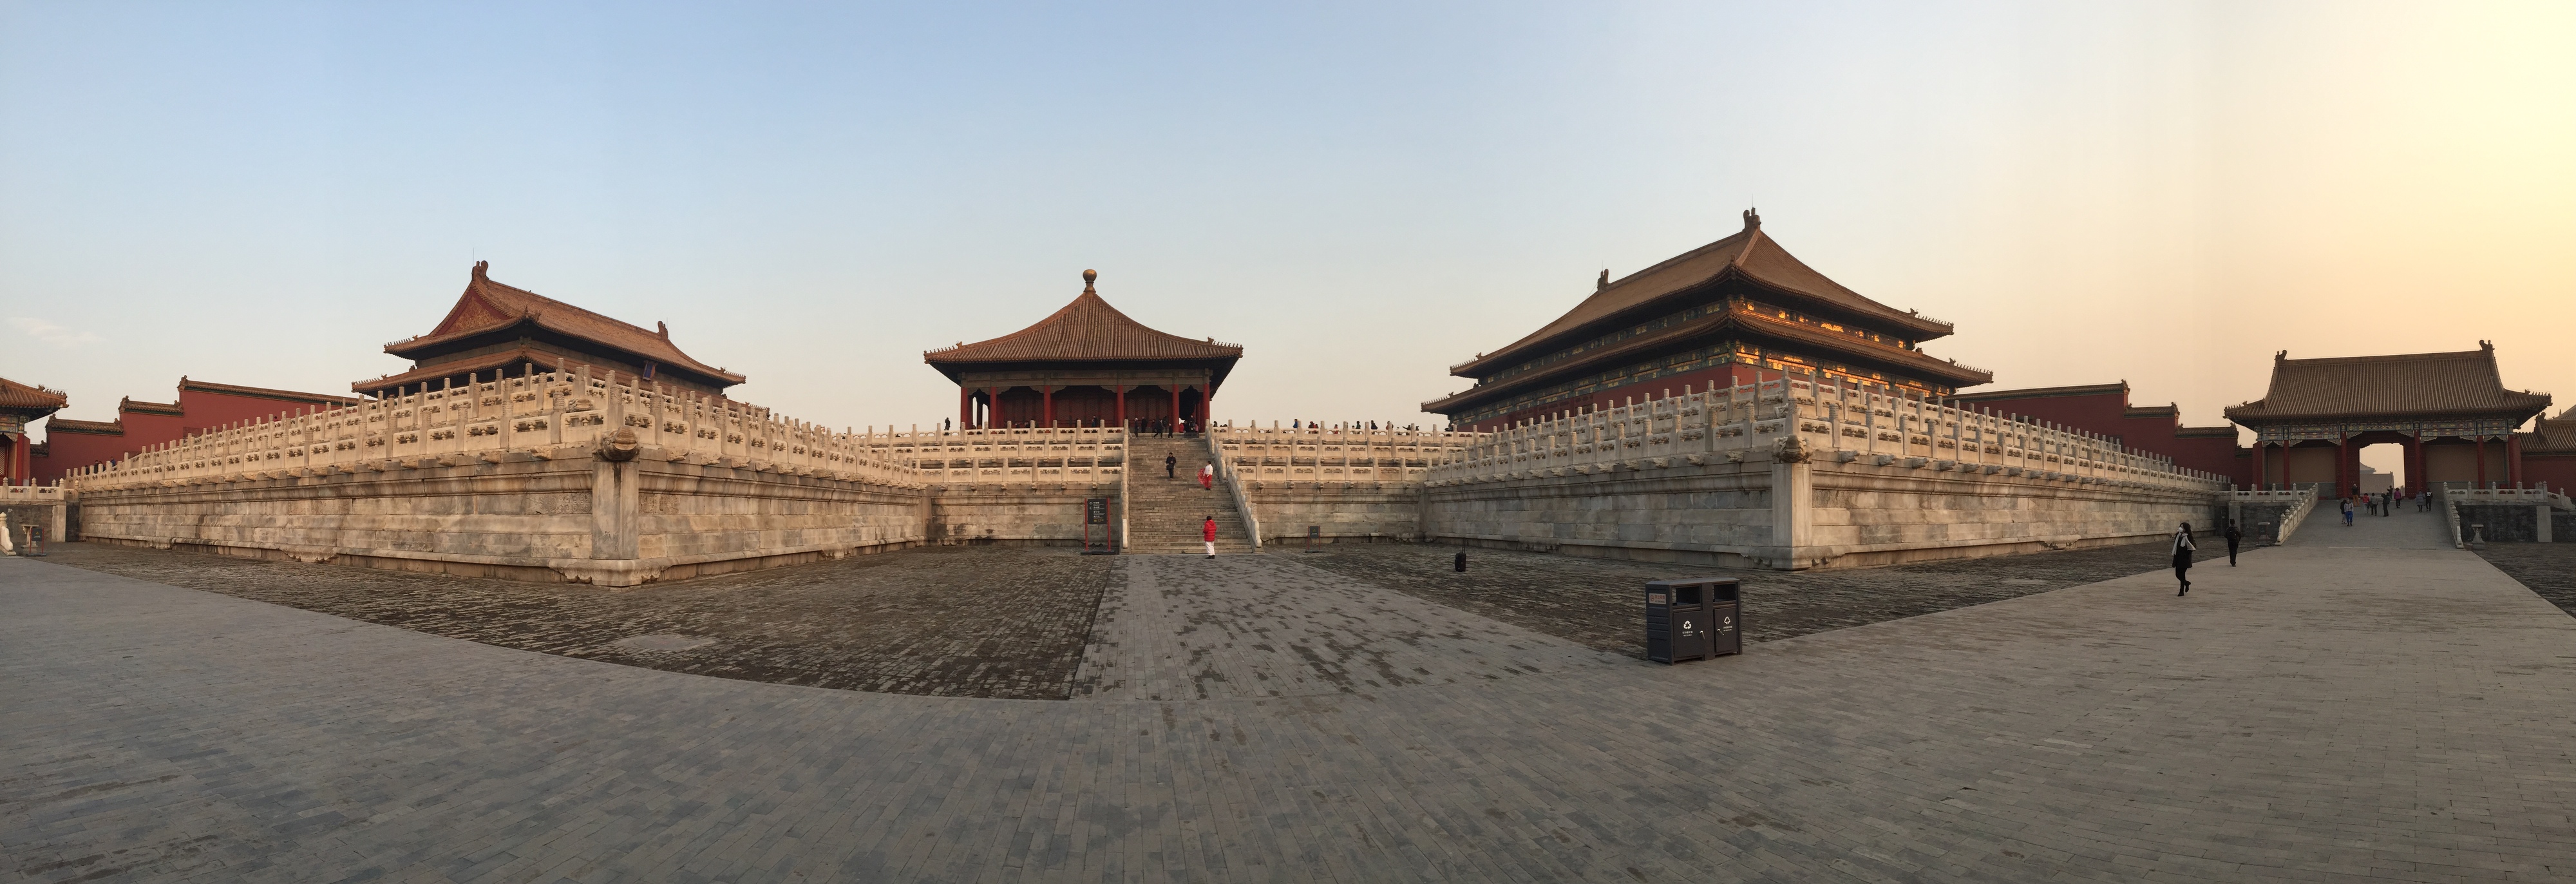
[1122,432,1255,555]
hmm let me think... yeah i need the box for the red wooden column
[1170,385,1181,432]
[959,387,971,430]
[2474,434,2488,488]
[2253,441,2268,489]
[1114,384,1126,428]
[2508,432,2523,486]
[2402,435,2420,494]
[987,386,1001,428]
[2336,433,2350,496]
[1042,386,1056,427]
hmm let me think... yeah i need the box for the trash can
[1647,577,1741,664]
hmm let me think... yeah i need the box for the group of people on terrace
[2339,488,2429,525]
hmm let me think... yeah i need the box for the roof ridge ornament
[1083,269,1097,294]
[1596,269,1609,291]
[1742,207,1761,230]
[473,260,489,280]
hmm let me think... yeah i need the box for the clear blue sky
[6,2,2571,452]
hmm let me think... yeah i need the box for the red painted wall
[32,383,361,484]
[2520,452,2576,494]
[1944,387,2253,484]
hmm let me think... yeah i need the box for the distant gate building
[2226,344,2553,493]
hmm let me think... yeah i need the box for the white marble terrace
[1426,375,2229,492]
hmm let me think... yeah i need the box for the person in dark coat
[1454,550,1468,573]
[2172,521,2196,596]
[1164,453,1177,479]
[2224,522,2242,566]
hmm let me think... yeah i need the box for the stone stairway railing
[2274,491,2321,541]
[1,485,66,502]
[1205,432,1263,551]
[1209,423,1478,488]
[2446,484,2573,512]
[1426,375,2227,492]
[2438,485,2467,549]
[68,365,924,493]
[853,426,1126,488]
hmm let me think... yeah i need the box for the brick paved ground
[36,543,1114,700]
[2477,542,2576,617]
[1298,541,2200,656]
[8,543,2575,882]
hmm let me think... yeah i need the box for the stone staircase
[1123,434,1255,555]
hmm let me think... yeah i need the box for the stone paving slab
[1071,555,1627,701]
[2477,542,2576,617]
[31,543,1114,700]
[6,543,2576,882]
[1296,541,2208,656]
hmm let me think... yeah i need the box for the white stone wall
[1419,459,2218,570]
[1240,485,1424,546]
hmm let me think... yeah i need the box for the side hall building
[1,377,68,486]
[1426,210,1992,430]
[356,261,745,398]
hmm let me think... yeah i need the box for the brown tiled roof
[1421,302,1989,414]
[1946,382,2130,403]
[388,262,743,386]
[1455,211,1953,378]
[41,418,122,436]
[118,398,184,417]
[2224,345,2552,423]
[180,378,363,408]
[0,377,68,412]
[925,274,1242,367]
[2526,407,2576,453]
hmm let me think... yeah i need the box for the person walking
[2224,522,2242,566]
[1202,515,1218,559]
[1198,461,1213,491]
[2172,521,2196,596]
[1164,452,1177,479]
[2341,497,2354,526]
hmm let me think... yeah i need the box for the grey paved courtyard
[33,544,1117,700]
[2478,543,2576,617]
[30,539,2202,698]
[8,538,2576,881]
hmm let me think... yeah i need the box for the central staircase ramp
[1123,434,1255,555]
[2285,494,2455,550]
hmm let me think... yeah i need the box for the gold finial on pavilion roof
[1083,269,1097,294]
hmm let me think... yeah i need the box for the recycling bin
[1647,577,1741,663]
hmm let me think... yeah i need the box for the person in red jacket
[1202,515,1218,559]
